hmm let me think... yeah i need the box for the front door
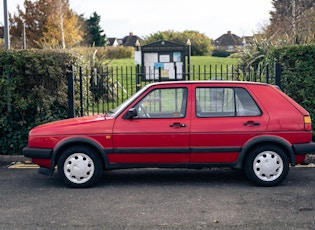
[112,86,190,164]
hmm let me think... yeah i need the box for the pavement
[0,155,34,168]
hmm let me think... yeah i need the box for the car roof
[147,80,271,87]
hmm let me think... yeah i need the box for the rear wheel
[58,146,102,188]
[244,145,289,187]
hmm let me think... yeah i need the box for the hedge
[0,50,81,155]
[267,45,315,138]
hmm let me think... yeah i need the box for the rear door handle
[244,121,260,126]
[170,122,186,128]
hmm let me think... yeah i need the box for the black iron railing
[67,63,281,117]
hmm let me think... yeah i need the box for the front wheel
[58,146,102,188]
[244,145,289,187]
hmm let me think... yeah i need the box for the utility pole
[3,0,11,112]
[3,0,10,50]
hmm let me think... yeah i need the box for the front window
[134,88,188,118]
[107,86,149,117]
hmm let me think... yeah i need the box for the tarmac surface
[1,162,315,229]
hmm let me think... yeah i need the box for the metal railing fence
[67,63,280,117]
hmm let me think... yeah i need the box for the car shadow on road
[97,168,250,187]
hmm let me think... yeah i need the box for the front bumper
[23,147,55,176]
[22,147,53,159]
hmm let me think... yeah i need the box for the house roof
[107,38,117,46]
[122,32,142,47]
[141,40,186,52]
[214,31,243,46]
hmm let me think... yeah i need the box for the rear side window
[196,87,261,117]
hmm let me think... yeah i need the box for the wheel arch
[51,137,110,170]
[236,135,295,169]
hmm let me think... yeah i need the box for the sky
[1,0,273,39]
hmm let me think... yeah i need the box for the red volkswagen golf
[23,81,315,187]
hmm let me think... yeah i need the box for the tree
[143,30,213,56]
[83,12,106,47]
[267,0,315,44]
[9,0,83,49]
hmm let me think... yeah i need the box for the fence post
[136,64,141,91]
[158,67,162,82]
[274,63,281,88]
[79,67,84,117]
[174,64,177,80]
[67,65,75,118]
[266,63,269,84]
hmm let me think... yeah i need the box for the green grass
[108,58,135,66]
[191,56,239,66]
[108,56,240,67]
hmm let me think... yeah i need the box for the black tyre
[244,145,289,187]
[58,146,102,188]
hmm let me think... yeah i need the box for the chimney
[227,31,231,35]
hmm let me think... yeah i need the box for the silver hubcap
[63,153,95,184]
[253,151,283,182]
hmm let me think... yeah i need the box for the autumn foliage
[9,0,83,49]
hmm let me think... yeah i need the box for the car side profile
[23,81,315,188]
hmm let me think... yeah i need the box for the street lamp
[3,0,10,50]
[135,40,141,51]
[135,40,141,91]
[186,39,191,80]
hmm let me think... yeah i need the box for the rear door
[190,84,269,163]
[112,85,191,164]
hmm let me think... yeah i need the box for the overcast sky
[1,0,273,39]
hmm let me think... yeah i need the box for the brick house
[214,31,244,52]
[107,32,142,47]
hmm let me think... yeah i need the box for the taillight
[304,115,312,131]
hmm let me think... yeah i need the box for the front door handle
[170,122,186,128]
[244,121,260,126]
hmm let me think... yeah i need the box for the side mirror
[127,108,137,119]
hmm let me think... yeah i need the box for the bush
[105,46,134,59]
[211,49,232,57]
[267,45,315,138]
[0,50,81,154]
[72,46,134,60]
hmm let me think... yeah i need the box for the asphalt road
[0,165,315,230]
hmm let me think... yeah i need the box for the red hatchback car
[23,81,315,187]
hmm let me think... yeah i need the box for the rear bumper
[292,142,315,155]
